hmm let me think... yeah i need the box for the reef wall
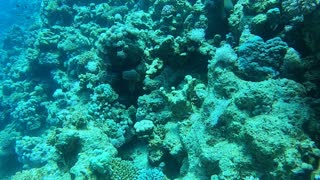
[0,0,320,179]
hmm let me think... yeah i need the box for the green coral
[110,159,137,180]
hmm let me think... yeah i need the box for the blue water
[0,0,41,39]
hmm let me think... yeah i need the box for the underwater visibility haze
[0,0,320,179]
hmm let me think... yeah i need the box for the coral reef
[0,0,320,179]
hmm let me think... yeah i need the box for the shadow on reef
[204,0,230,39]
[0,145,22,178]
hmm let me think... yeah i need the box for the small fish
[16,3,28,9]
[122,69,141,81]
